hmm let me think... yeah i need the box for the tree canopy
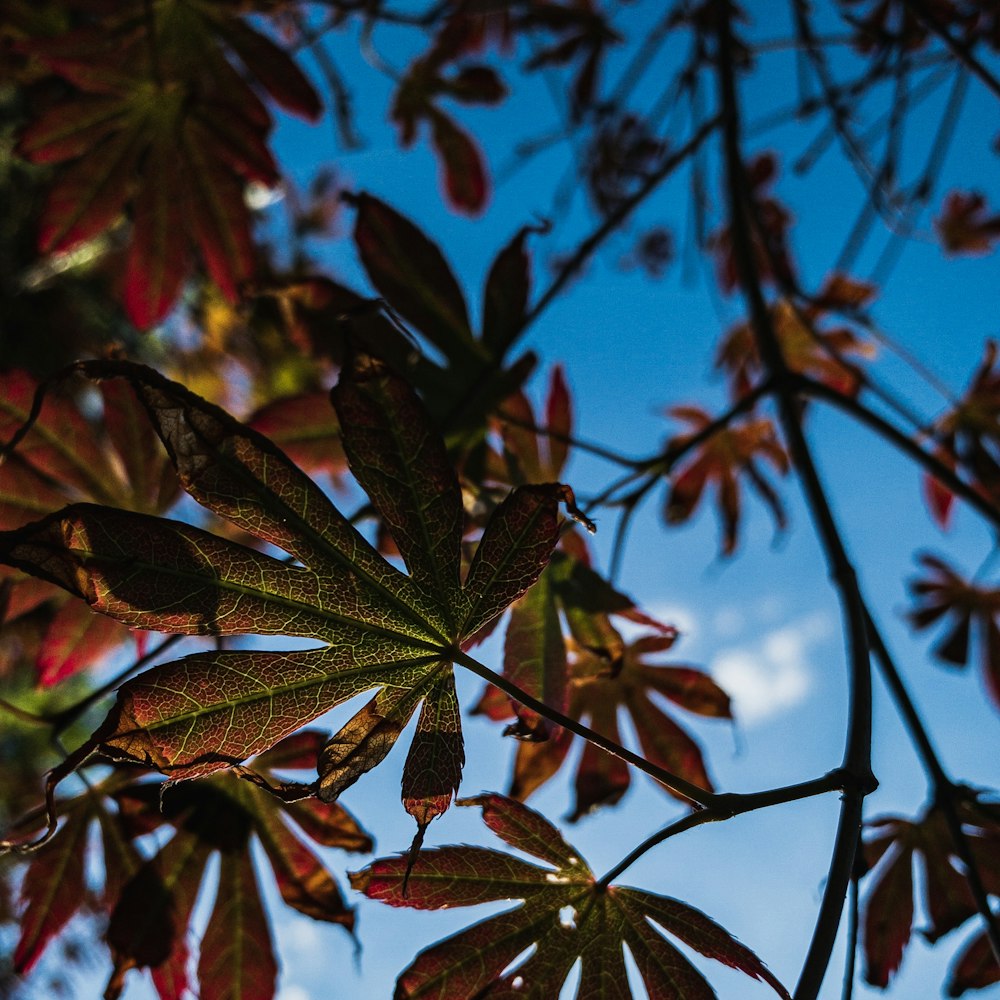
[1,2,999,998]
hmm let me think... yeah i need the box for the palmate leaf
[664,405,790,556]
[908,553,1000,712]
[494,621,727,819]
[0,358,571,843]
[0,370,175,683]
[350,194,543,438]
[12,784,143,978]
[105,732,370,1000]
[860,800,1000,989]
[715,295,874,400]
[350,794,791,1000]
[18,3,319,326]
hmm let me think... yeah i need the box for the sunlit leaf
[1,360,570,838]
[664,405,789,555]
[351,794,791,999]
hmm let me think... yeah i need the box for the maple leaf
[0,358,576,845]
[511,624,726,819]
[483,366,573,489]
[12,789,141,978]
[923,341,1000,528]
[334,194,543,441]
[860,800,1000,988]
[17,4,319,326]
[716,294,875,399]
[935,191,1000,256]
[104,731,370,999]
[908,553,1000,711]
[350,793,791,999]
[246,390,347,481]
[391,43,505,213]
[0,370,175,683]
[946,919,1000,996]
[471,533,719,816]
[663,405,790,555]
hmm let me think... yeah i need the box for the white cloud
[711,611,832,725]
[277,987,313,1000]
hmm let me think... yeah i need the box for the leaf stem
[451,647,715,807]
[44,633,186,736]
[0,697,48,725]
[520,115,723,351]
[598,769,848,887]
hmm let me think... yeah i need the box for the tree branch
[799,374,1000,531]
[904,0,1000,101]
[599,768,849,887]
[714,6,876,998]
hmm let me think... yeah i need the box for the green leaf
[1,360,568,837]
[351,795,791,1000]
[332,354,467,631]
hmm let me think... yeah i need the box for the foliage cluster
[1,2,999,999]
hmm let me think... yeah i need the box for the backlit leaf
[1,360,569,838]
[860,801,1000,987]
[352,193,477,367]
[351,795,791,999]
[198,848,278,1000]
[909,553,1000,711]
[13,803,89,974]
[664,406,789,555]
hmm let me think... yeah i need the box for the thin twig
[798,374,1000,531]
[45,633,186,736]
[904,0,1000,100]
[441,116,722,435]
[452,647,715,807]
[598,769,848,887]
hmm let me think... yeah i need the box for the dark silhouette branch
[905,0,1000,101]
[598,768,850,888]
[798,374,1000,531]
[715,5,876,998]
[452,647,715,808]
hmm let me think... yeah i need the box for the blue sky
[32,3,1000,998]
[267,6,1000,996]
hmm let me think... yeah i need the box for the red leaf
[430,109,488,213]
[936,191,1000,256]
[13,806,89,973]
[352,193,476,365]
[198,849,278,1000]
[221,18,321,121]
[37,597,136,686]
